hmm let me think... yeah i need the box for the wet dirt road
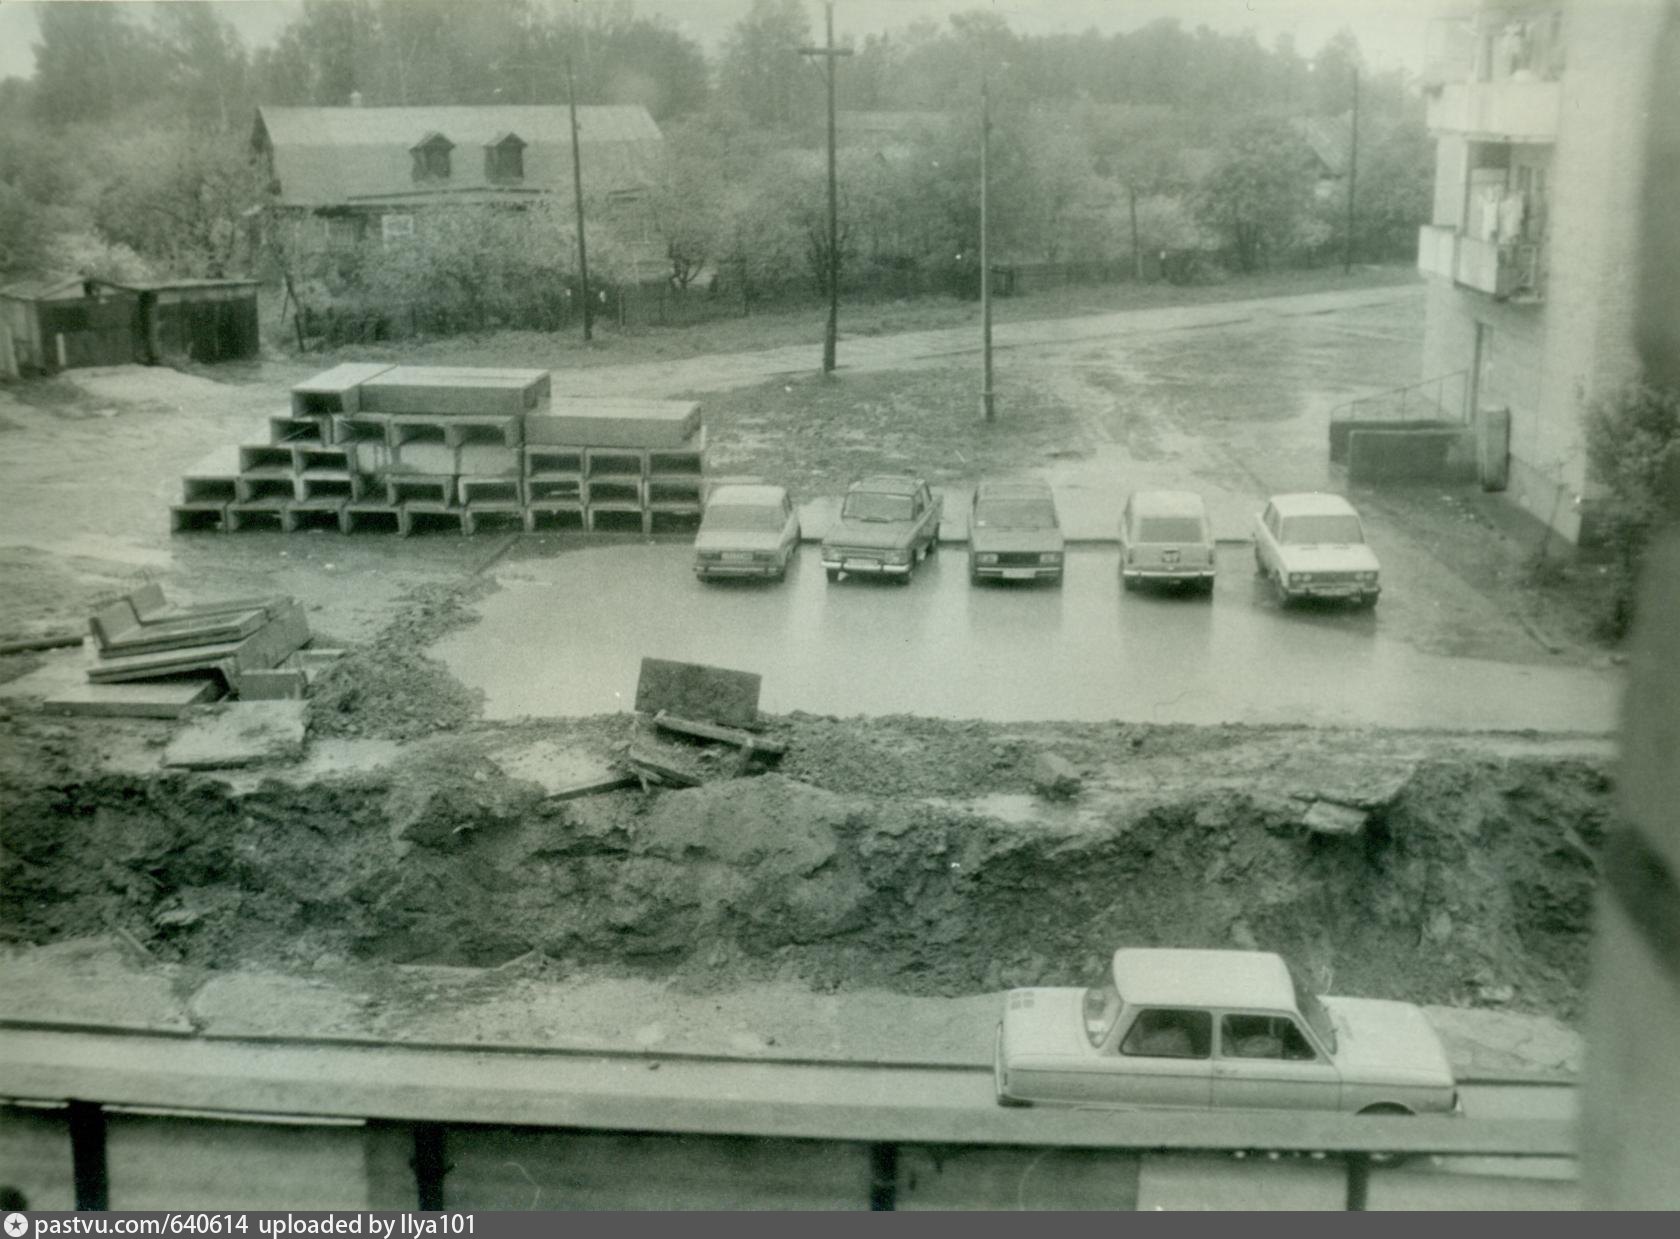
[435,543,1619,731]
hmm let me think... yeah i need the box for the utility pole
[1344,63,1359,275]
[799,1,851,374]
[979,70,995,423]
[566,55,592,342]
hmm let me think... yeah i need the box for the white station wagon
[994,948,1460,1115]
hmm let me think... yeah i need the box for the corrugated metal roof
[256,105,663,208]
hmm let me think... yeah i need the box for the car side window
[1263,505,1277,537]
[1120,1008,1212,1059]
[1219,1014,1319,1062]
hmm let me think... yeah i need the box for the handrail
[1330,371,1469,425]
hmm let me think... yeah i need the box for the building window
[411,133,454,182]
[381,214,415,246]
[326,215,363,248]
[485,134,526,182]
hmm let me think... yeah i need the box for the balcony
[1417,227,1544,302]
[1427,80,1562,142]
[1417,224,1457,280]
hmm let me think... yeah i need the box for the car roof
[976,478,1052,500]
[848,474,921,495]
[1129,489,1207,516]
[1111,948,1297,1011]
[707,484,786,506]
[1269,492,1358,517]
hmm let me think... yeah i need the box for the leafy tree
[154,2,251,128]
[31,3,165,125]
[1584,383,1680,635]
[717,0,817,132]
[1195,118,1319,271]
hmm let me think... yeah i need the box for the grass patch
[698,364,1093,496]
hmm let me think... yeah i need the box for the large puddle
[432,544,1619,730]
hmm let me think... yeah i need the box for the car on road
[1254,493,1381,607]
[693,483,802,581]
[1119,489,1216,594]
[821,474,943,584]
[969,478,1064,585]
[994,947,1460,1116]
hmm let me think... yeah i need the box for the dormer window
[485,132,526,182]
[411,132,453,182]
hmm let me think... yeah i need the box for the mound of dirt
[0,725,1613,1020]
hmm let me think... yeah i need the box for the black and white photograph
[0,0,1677,1213]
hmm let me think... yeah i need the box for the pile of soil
[0,719,1613,1020]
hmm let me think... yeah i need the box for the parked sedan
[1119,489,1216,593]
[969,478,1064,585]
[693,484,801,581]
[995,948,1460,1116]
[821,474,942,584]
[1254,493,1381,607]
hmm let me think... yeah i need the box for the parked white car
[693,484,801,581]
[995,948,1460,1115]
[1253,493,1381,607]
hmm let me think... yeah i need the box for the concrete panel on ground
[162,700,308,769]
[106,1113,370,1210]
[0,1105,75,1210]
[1136,1153,1346,1210]
[634,657,761,728]
[45,676,222,718]
[527,397,701,448]
[442,1128,872,1209]
[896,1146,1140,1210]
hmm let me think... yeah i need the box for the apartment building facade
[1416,0,1669,544]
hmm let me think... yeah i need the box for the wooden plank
[543,774,639,802]
[634,658,761,730]
[621,748,703,788]
[44,677,222,718]
[652,711,786,756]
[88,602,308,684]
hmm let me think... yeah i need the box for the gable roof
[255,105,663,208]
[1290,114,1353,177]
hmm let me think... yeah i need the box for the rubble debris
[237,668,309,700]
[89,599,309,689]
[162,700,309,769]
[1301,800,1368,836]
[654,711,786,761]
[621,746,704,789]
[1030,751,1083,799]
[635,657,761,730]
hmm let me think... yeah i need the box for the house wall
[1419,0,1665,545]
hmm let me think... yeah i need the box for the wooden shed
[0,275,259,377]
[101,277,262,366]
[0,275,138,378]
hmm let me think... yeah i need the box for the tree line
[0,0,1431,321]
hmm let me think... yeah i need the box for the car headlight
[976,553,998,566]
[1297,573,1315,583]
[1039,552,1062,564]
[1360,572,1377,583]
[883,549,909,564]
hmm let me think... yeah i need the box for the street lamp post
[980,71,994,423]
[1344,63,1359,275]
[799,2,852,374]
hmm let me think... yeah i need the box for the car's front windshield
[703,504,784,534]
[1290,967,1338,1055]
[1280,513,1364,545]
[975,500,1055,530]
[842,492,914,522]
[1083,974,1124,1049]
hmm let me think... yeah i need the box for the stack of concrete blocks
[170,364,705,536]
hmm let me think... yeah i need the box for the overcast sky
[0,0,1435,85]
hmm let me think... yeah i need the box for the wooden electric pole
[980,71,995,423]
[799,1,852,374]
[566,55,592,342]
[1344,63,1359,275]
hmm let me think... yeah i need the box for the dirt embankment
[0,719,1612,1020]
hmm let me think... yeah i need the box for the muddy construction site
[1,684,1614,1023]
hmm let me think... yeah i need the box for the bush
[1583,382,1680,636]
